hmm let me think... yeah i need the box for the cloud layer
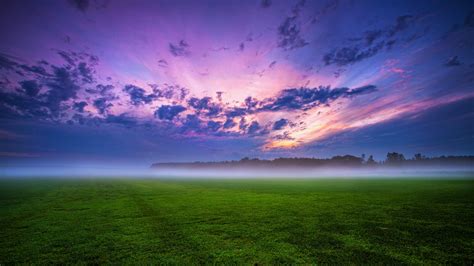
[0,0,473,162]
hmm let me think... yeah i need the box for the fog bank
[1,165,473,179]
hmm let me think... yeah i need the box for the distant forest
[152,153,474,169]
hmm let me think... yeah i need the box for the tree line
[152,153,474,169]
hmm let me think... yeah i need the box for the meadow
[0,178,473,264]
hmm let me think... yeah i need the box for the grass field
[0,178,473,264]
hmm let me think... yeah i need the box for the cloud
[223,118,237,129]
[169,40,190,57]
[150,84,189,101]
[445,56,461,67]
[105,113,137,128]
[19,80,40,97]
[123,84,157,105]
[273,118,288,130]
[0,53,19,70]
[226,107,247,118]
[188,96,222,117]
[158,59,168,67]
[346,85,377,96]
[207,120,222,132]
[93,98,113,114]
[277,16,309,50]
[180,115,224,135]
[323,42,384,66]
[0,50,100,117]
[261,85,377,111]
[73,101,88,113]
[155,105,186,120]
[0,91,49,119]
[323,15,418,66]
[78,62,95,83]
[45,67,81,114]
[239,117,248,131]
[388,15,415,36]
[247,121,261,134]
[1,47,376,140]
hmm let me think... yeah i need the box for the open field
[0,178,473,264]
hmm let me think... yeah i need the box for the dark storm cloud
[323,15,418,66]
[273,118,288,130]
[445,56,461,67]
[169,40,190,57]
[155,105,186,120]
[123,84,157,105]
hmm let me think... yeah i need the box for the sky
[0,0,473,167]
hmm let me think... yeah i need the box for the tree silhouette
[386,152,405,164]
[367,155,376,165]
[151,153,474,169]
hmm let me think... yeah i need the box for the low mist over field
[2,154,473,179]
[1,165,473,179]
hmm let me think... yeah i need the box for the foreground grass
[0,178,473,264]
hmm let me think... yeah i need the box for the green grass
[0,178,473,264]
